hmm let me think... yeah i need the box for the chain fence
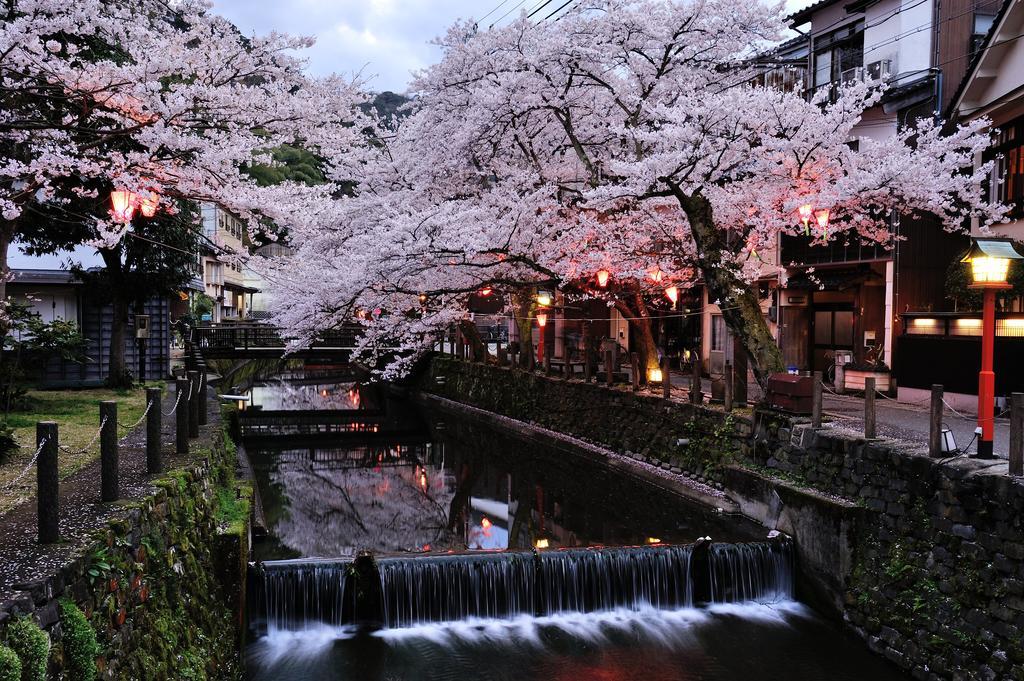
[4,436,49,490]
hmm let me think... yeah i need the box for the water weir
[250,539,793,633]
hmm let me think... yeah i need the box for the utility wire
[527,0,559,19]
[491,0,528,27]
[479,0,513,22]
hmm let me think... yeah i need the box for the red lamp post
[962,238,1023,458]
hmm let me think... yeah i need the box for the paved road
[669,373,1011,458]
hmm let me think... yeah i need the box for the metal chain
[118,399,154,432]
[4,436,48,490]
[162,382,189,416]
[58,416,108,455]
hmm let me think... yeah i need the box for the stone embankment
[419,356,1024,681]
[0,413,249,680]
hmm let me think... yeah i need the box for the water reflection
[248,398,762,561]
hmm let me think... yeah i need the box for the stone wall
[754,419,1024,681]
[422,355,749,484]
[0,419,249,680]
[418,355,1024,681]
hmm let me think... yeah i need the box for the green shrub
[0,645,22,681]
[4,616,48,681]
[59,600,98,681]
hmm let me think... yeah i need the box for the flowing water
[241,375,911,681]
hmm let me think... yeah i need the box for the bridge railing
[191,324,359,352]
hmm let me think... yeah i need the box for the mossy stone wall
[0,422,247,680]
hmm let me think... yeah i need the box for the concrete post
[37,422,59,544]
[100,401,118,502]
[187,370,200,438]
[176,378,189,455]
[812,371,823,429]
[146,387,162,474]
[929,385,944,458]
[631,353,640,392]
[724,361,733,412]
[864,377,876,439]
[662,356,671,400]
[835,362,846,395]
[1010,393,1023,476]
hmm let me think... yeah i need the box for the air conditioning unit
[866,59,893,80]
[840,66,865,84]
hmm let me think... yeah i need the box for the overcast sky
[209,0,813,94]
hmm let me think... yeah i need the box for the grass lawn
[0,384,163,515]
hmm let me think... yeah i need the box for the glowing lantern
[648,368,663,383]
[418,293,428,304]
[665,286,679,304]
[479,287,493,297]
[481,516,492,530]
[110,190,137,223]
[815,208,831,235]
[596,269,610,287]
[535,538,550,549]
[798,203,813,235]
[536,289,553,307]
[139,193,159,218]
[536,312,548,328]
[646,537,662,545]
[648,268,664,283]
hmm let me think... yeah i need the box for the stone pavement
[668,373,1011,458]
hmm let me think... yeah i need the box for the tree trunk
[510,290,535,368]
[614,293,660,384]
[677,191,784,390]
[0,221,13,336]
[457,319,490,362]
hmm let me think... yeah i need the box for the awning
[222,282,260,294]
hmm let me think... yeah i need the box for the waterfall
[708,542,793,603]
[378,552,536,628]
[254,541,794,632]
[259,559,351,630]
[537,545,694,614]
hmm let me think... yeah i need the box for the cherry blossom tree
[273,0,1003,387]
[0,0,367,329]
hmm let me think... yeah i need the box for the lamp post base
[976,439,995,459]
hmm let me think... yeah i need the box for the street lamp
[961,237,1024,458]
[596,269,610,288]
[110,189,137,223]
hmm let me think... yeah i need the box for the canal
[237,373,911,681]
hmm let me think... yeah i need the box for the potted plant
[842,347,892,393]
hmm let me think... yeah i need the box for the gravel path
[0,387,218,603]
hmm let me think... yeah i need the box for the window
[711,315,726,352]
[971,13,996,56]
[811,21,864,97]
[988,114,1024,219]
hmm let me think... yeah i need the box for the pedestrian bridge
[191,324,359,360]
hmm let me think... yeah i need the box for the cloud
[209,0,487,92]
[209,0,821,92]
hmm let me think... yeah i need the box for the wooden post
[631,353,640,392]
[176,378,189,455]
[146,387,162,474]
[187,370,200,438]
[835,362,846,395]
[690,357,703,405]
[564,352,572,380]
[1010,392,1023,476]
[584,347,593,383]
[527,344,536,372]
[100,401,118,502]
[662,356,671,400]
[37,421,59,544]
[864,377,876,439]
[197,364,208,426]
[929,384,944,458]
[724,361,733,412]
[812,371,823,429]
[543,350,551,375]
[604,350,614,385]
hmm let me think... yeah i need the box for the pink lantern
[596,269,610,287]
[815,208,831,234]
[536,312,548,328]
[110,190,137,223]
[139,193,159,218]
[665,286,679,304]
